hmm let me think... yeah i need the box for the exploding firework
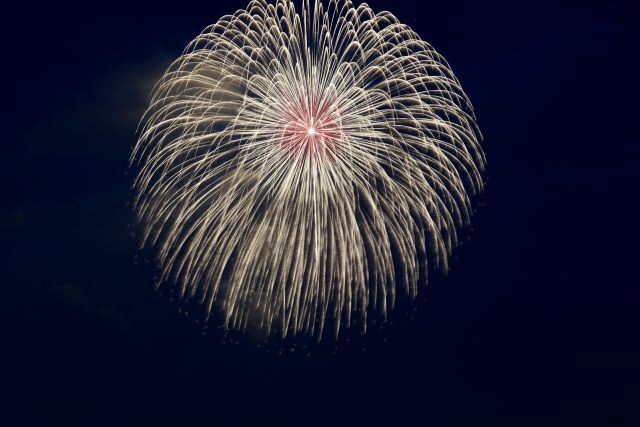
[132,0,485,340]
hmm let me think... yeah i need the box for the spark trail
[132,0,485,340]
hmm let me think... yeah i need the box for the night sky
[3,0,638,425]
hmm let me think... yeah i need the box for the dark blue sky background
[2,0,638,425]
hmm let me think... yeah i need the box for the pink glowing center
[278,97,341,161]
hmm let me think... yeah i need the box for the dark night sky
[2,0,638,425]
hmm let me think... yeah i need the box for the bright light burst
[132,0,485,340]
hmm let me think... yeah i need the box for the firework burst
[132,0,485,340]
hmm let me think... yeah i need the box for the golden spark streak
[132,0,485,340]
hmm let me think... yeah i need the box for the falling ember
[131,0,485,340]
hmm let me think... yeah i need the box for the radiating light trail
[132,0,485,340]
